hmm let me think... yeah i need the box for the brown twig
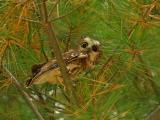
[48,0,60,18]
[35,0,79,105]
[51,6,82,21]
[14,16,42,24]
[96,56,113,80]
[145,106,160,120]
[2,66,45,120]
[96,46,120,80]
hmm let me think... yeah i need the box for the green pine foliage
[0,0,160,120]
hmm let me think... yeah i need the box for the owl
[26,36,101,87]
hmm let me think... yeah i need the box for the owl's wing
[26,50,88,86]
[36,50,88,76]
[63,49,88,62]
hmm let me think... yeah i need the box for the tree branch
[2,66,45,120]
[145,106,160,120]
[35,0,79,105]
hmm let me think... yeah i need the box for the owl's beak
[87,47,92,52]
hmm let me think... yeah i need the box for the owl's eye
[92,45,98,52]
[81,42,88,48]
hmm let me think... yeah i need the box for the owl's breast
[32,68,62,85]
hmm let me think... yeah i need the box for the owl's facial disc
[81,42,88,48]
[79,36,101,56]
[92,45,99,52]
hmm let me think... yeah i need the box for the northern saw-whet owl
[26,36,101,87]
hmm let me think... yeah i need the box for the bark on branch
[145,106,160,120]
[35,0,79,105]
[2,66,45,120]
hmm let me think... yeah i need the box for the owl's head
[79,36,101,67]
[79,36,100,51]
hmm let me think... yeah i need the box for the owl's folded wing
[26,50,88,87]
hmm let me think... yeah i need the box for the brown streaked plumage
[26,36,101,87]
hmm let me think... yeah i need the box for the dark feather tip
[31,63,45,77]
[25,78,32,87]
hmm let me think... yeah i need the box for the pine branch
[145,106,160,120]
[2,66,45,120]
[34,0,79,105]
